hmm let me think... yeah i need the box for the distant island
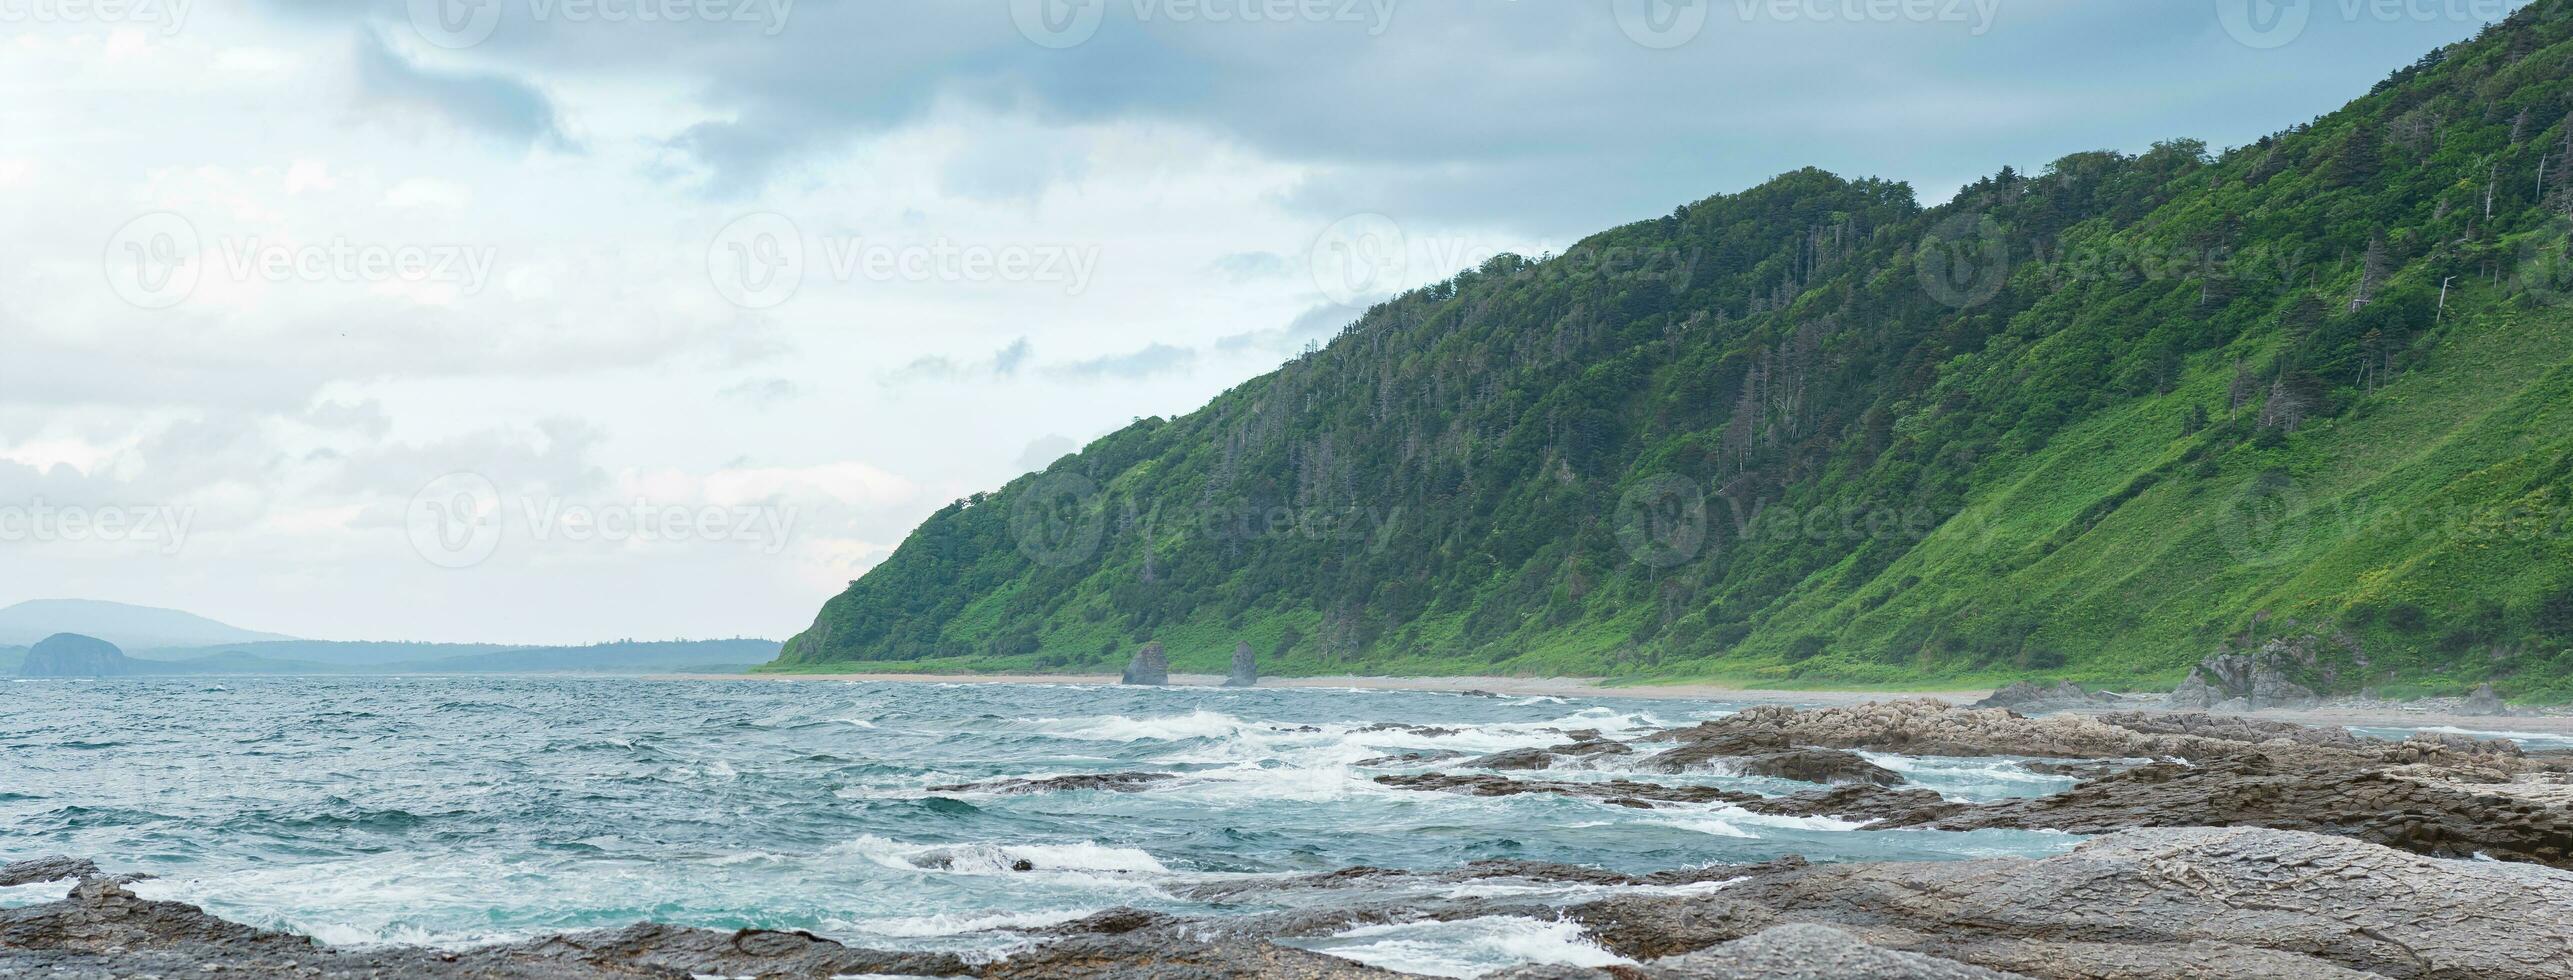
[0,600,777,676]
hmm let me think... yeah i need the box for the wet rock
[1121,641,1168,686]
[0,856,100,888]
[1738,784,1966,824]
[1373,772,1758,808]
[1464,747,1561,770]
[1729,749,1903,787]
[1225,641,1259,687]
[1900,752,2573,868]
[498,922,971,978]
[2462,682,2510,716]
[1355,748,1472,767]
[927,771,1177,794]
[978,932,1406,978]
[1970,680,2118,713]
[1356,722,1464,737]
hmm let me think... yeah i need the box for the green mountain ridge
[778,3,2573,700]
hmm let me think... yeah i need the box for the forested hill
[778,3,2573,698]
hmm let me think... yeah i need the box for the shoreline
[650,671,1994,705]
[652,671,2573,732]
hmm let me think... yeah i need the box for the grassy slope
[773,4,2573,699]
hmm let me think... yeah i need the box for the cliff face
[20,634,139,678]
[782,4,2573,695]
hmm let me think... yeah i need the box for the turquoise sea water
[2,677,2115,974]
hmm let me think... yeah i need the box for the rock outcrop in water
[1120,641,1167,685]
[18,633,138,678]
[1224,641,1258,687]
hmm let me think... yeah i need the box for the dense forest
[777,2,2573,699]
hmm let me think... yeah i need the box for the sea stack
[1122,641,1168,685]
[1223,641,1258,687]
[20,633,137,678]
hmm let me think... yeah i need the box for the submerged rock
[1120,641,1168,685]
[1224,641,1259,687]
[927,772,1177,795]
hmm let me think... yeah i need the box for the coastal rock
[1464,737,1635,770]
[1640,745,1904,787]
[1566,827,2573,978]
[1597,924,2029,979]
[2462,682,2510,716]
[17,633,136,678]
[1225,641,1259,687]
[0,874,971,978]
[1901,752,2573,868]
[2169,638,2343,711]
[928,772,1177,794]
[2089,710,2370,750]
[0,856,100,888]
[1649,700,2227,761]
[1969,680,2118,712]
[1120,641,1168,686]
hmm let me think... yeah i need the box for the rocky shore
[8,701,2570,978]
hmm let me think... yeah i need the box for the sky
[0,0,2532,644]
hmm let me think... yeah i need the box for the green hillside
[776,3,2573,700]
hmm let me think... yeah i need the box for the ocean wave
[1289,916,1634,978]
[833,906,1103,939]
[836,835,1171,877]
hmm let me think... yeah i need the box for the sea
[1,677,2558,977]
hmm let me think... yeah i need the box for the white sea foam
[833,907,1103,939]
[836,835,1170,876]
[1292,916,1635,978]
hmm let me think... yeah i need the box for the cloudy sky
[0,0,2526,644]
